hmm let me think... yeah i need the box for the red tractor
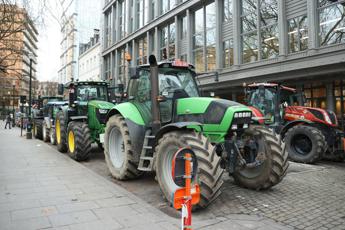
[245,83,345,163]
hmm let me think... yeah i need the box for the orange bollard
[183,152,192,230]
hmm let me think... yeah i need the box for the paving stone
[49,210,98,227]
[95,196,136,208]
[92,205,140,219]
[11,206,58,220]
[6,216,51,230]
[56,201,99,213]
[68,218,123,230]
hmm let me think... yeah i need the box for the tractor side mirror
[58,84,64,95]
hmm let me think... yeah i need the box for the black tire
[233,125,289,190]
[104,115,142,180]
[155,131,224,208]
[285,125,326,164]
[50,127,57,145]
[42,120,50,142]
[67,121,92,161]
[322,150,345,162]
[55,111,68,153]
[33,119,43,140]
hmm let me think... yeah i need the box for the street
[0,123,292,230]
[82,140,345,229]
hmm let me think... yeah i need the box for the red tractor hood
[248,106,264,124]
[284,106,338,127]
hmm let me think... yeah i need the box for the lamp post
[12,81,15,127]
[26,52,34,139]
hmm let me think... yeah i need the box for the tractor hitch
[223,136,241,174]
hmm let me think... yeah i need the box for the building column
[132,39,137,66]
[115,1,120,42]
[326,83,335,112]
[133,0,138,31]
[307,0,318,50]
[174,16,179,59]
[186,9,192,64]
[233,0,241,67]
[154,27,159,58]
[155,0,160,19]
[278,0,287,58]
[114,50,119,85]
[215,0,222,69]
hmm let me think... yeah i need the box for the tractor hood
[88,100,114,110]
[285,106,338,127]
[176,97,252,140]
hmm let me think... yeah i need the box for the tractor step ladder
[138,130,155,171]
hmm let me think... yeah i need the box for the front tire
[233,125,289,190]
[155,131,224,208]
[50,127,56,145]
[285,125,326,164]
[104,115,142,180]
[42,121,50,142]
[67,121,92,161]
[55,111,68,153]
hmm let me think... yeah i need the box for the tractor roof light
[172,59,189,67]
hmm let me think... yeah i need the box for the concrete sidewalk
[0,122,291,230]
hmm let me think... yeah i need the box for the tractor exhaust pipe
[149,55,161,134]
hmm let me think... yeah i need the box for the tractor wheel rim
[68,130,75,153]
[56,120,61,144]
[43,125,46,139]
[50,130,55,143]
[238,132,266,178]
[109,127,125,169]
[161,146,180,195]
[291,134,312,155]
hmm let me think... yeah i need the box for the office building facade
[101,0,345,125]
[58,0,101,83]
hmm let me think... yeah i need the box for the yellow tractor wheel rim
[68,130,75,153]
[56,119,61,144]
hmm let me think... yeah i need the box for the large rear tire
[155,131,224,208]
[285,125,326,164]
[42,120,50,142]
[233,125,289,190]
[55,111,68,153]
[104,115,142,180]
[67,121,92,161]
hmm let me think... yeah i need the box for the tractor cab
[245,83,300,126]
[127,60,199,126]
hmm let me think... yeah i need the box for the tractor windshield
[248,87,277,123]
[158,68,199,97]
[77,85,108,102]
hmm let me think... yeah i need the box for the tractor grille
[327,111,337,124]
[96,110,107,124]
[307,109,324,121]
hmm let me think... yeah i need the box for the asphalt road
[81,145,345,230]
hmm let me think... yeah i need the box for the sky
[36,11,61,82]
[35,0,62,82]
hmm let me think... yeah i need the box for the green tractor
[103,55,288,208]
[32,96,64,140]
[55,81,115,161]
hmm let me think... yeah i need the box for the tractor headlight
[98,109,108,114]
[323,112,332,124]
[231,124,238,130]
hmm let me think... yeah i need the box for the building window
[119,0,127,39]
[241,0,278,63]
[118,48,128,85]
[224,0,233,22]
[288,15,308,53]
[161,0,175,15]
[104,55,111,80]
[160,22,175,60]
[193,3,216,72]
[137,37,147,65]
[104,10,112,48]
[318,0,345,46]
[223,39,234,68]
[137,0,149,29]
[181,16,187,39]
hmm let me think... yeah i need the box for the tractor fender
[280,120,313,138]
[106,102,145,126]
[154,122,203,145]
